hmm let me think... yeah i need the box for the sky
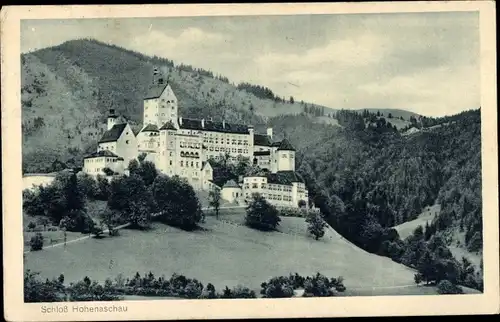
[21,12,480,117]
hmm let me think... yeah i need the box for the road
[23,205,246,254]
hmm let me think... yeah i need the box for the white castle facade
[83,69,309,208]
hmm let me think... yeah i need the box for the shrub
[29,232,44,251]
[414,273,423,285]
[27,221,37,231]
[245,193,280,231]
[437,280,463,294]
[220,285,257,299]
[200,283,217,299]
[260,276,295,298]
[305,212,327,240]
[303,273,345,297]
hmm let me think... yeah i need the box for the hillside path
[23,206,246,254]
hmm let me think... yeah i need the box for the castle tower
[276,138,296,172]
[107,109,117,130]
[143,67,178,128]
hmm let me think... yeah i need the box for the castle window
[126,140,130,144]
[169,160,172,166]
[191,161,194,167]
[180,161,183,167]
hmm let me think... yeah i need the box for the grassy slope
[393,204,482,269]
[393,204,440,240]
[25,213,420,294]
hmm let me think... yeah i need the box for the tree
[416,250,436,284]
[24,270,62,302]
[298,200,307,208]
[139,161,158,186]
[260,277,294,298]
[245,193,280,231]
[305,211,327,240]
[102,167,115,176]
[96,175,110,200]
[152,175,202,230]
[437,280,463,294]
[108,174,154,229]
[100,207,121,236]
[208,187,221,219]
[30,232,44,251]
[27,221,36,231]
[289,96,295,104]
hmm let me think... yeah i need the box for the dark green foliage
[269,109,481,270]
[305,211,327,240]
[208,187,221,219]
[210,154,252,187]
[68,276,120,301]
[100,207,122,236]
[23,171,91,232]
[27,221,36,231]
[108,174,154,229]
[220,285,257,299]
[245,193,281,231]
[437,280,464,294]
[77,172,99,199]
[152,175,202,230]
[24,270,65,302]
[260,277,295,298]
[303,273,346,297]
[102,167,115,176]
[96,175,110,200]
[29,232,44,251]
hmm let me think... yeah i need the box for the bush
[305,212,327,240]
[303,273,345,297]
[245,193,280,231]
[27,221,37,231]
[220,285,257,299]
[260,277,294,298]
[30,233,44,251]
[437,280,463,294]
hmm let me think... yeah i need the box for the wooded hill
[266,108,482,262]
[21,39,333,173]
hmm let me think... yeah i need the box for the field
[25,207,424,295]
[393,204,440,240]
[23,200,107,251]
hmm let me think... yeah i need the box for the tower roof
[159,121,177,130]
[98,123,128,143]
[142,124,159,132]
[223,179,240,188]
[144,83,169,100]
[277,138,296,151]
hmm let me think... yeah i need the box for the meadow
[25,209,425,296]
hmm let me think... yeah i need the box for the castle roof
[179,118,250,134]
[254,134,272,146]
[159,121,177,130]
[254,150,271,156]
[142,124,159,132]
[98,123,128,143]
[223,179,240,188]
[277,138,296,151]
[271,141,281,147]
[144,83,168,100]
[84,150,119,159]
[267,171,304,185]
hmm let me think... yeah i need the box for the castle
[83,68,309,208]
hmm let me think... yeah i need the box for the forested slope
[21,39,331,172]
